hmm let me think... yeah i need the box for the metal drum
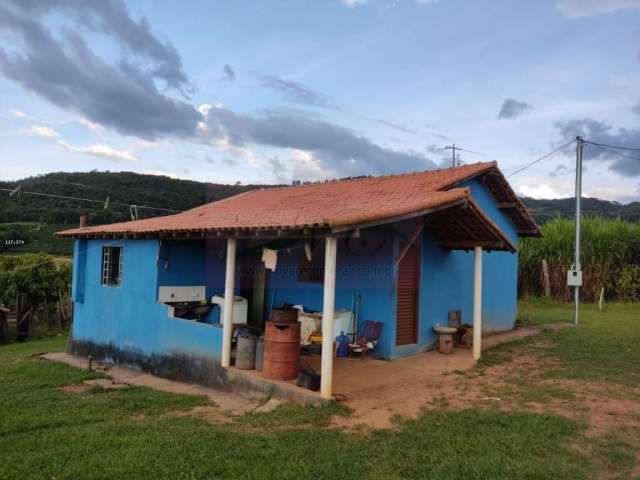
[270,307,298,324]
[255,336,264,371]
[236,334,257,370]
[263,321,300,380]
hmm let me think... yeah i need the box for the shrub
[618,265,640,302]
[0,253,71,308]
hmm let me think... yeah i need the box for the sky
[0,0,639,202]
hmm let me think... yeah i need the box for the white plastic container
[211,295,248,325]
[333,309,354,337]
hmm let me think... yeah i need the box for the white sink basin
[433,326,458,334]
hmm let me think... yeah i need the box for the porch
[219,230,489,400]
[226,324,547,412]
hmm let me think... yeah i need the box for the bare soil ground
[333,348,640,440]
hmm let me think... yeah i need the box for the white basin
[433,326,458,335]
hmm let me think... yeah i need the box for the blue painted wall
[72,239,223,362]
[414,178,520,354]
[264,232,397,358]
[157,240,207,289]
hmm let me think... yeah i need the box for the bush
[618,265,640,302]
[0,253,71,308]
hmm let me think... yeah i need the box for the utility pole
[444,144,457,167]
[572,136,584,325]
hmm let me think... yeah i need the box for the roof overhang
[57,194,516,253]
[440,163,542,238]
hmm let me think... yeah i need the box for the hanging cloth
[262,248,278,272]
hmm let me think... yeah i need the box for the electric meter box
[567,270,582,287]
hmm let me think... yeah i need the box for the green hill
[522,197,640,224]
[1,170,638,255]
[0,171,260,225]
[0,171,261,255]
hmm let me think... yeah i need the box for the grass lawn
[1,301,639,479]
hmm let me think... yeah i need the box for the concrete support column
[221,237,237,368]
[473,246,483,361]
[320,236,338,399]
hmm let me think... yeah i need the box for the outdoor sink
[433,325,458,335]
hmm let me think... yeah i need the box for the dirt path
[330,324,575,429]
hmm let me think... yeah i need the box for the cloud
[498,99,532,120]
[375,119,419,134]
[6,0,190,93]
[518,184,566,199]
[76,118,104,132]
[289,149,335,180]
[140,169,190,180]
[1,2,436,178]
[632,104,640,115]
[268,156,289,183]
[427,144,457,167]
[202,106,435,177]
[556,0,640,18]
[258,74,339,110]
[341,0,369,6]
[57,140,137,162]
[213,137,258,166]
[555,118,640,177]
[549,164,572,178]
[257,73,422,136]
[222,64,236,82]
[11,109,32,120]
[28,125,59,139]
[0,2,201,140]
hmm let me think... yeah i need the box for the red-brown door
[396,243,420,346]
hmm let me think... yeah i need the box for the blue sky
[1,0,639,202]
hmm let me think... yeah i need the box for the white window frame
[101,246,123,287]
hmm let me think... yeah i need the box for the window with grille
[101,246,123,287]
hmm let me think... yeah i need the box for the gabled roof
[57,162,540,251]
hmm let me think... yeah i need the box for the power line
[0,188,181,213]
[587,142,640,162]
[455,147,486,156]
[584,140,640,152]
[506,139,577,178]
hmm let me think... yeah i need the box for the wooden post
[542,259,551,298]
[16,293,30,342]
[473,247,483,361]
[320,236,338,399]
[0,308,9,345]
[598,287,605,311]
[221,238,237,368]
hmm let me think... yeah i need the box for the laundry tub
[211,295,248,324]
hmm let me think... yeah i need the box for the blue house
[58,162,540,399]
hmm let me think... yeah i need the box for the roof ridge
[251,161,497,194]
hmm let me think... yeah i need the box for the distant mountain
[0,171,638,255]
[0,171,262,225]
[520,197,640,224]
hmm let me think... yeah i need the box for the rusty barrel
[263,321,300,380]
[270,307,298,324]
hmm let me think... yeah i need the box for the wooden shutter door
[396,243,419,345]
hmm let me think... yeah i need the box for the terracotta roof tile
[56,161,536,240]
